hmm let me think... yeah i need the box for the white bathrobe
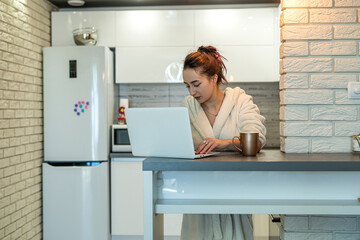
[181,87,267,240]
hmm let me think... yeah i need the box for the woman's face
[183,68,217,104]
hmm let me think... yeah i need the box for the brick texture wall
[280,1,360,238]
[280,215,360,240]
[280,0,360,153]
[0,0,56,239]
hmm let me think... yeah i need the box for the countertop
[142,150,360,171]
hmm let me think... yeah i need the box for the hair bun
[198,46,217,54]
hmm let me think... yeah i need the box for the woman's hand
[195,138,230,154]
[195,138,262,154]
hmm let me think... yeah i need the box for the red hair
[183,46,228,85]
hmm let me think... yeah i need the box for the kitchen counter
[143,150,360,171]
[110,152,137,158]
[142,150,360,240]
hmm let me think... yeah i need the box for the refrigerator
[42,46,114,240]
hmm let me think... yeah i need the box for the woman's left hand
[196,137,226,154]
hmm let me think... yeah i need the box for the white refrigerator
[42,46,114,240]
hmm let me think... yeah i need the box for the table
[142,150,360,240]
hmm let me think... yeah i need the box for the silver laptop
[125,107,218,159]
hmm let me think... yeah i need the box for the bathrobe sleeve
[183,87,267,149]
[233,88,267,147]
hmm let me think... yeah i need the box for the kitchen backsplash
[119,82,280,148]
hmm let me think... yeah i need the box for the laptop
[125,107,218,159]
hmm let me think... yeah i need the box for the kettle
[353,134,360,152]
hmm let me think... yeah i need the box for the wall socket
[348,82,360,99]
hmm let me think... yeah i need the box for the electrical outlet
[348,82,360,99]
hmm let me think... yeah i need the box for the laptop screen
[125,107,197,159]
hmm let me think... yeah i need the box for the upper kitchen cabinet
[115,10,194,47]
[221,46,276,82]
[116,46,194,83]
[51,11,116,47]
[194,8,275,46]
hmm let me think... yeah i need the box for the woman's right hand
[196,138,230,154]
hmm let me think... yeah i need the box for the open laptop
[125,107,218,159]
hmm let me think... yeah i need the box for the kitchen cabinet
[194,8,275,46]
[115,7,279,83]
[51,7,280,83]
[51,11,116,47]
[221,45,277,82]
[115,10,194,47]
[116,46,193,83]
[111,158,182,238]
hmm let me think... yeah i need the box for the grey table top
[142,150,360,171]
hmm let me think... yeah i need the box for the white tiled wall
[0,0,57,239]
[119,82,280,148]
[280,0,360,153]
[280,215,360,240]
[279,0,360,238]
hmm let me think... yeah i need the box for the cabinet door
[195,8,274,46]
[116,46,194,83]
[220,45,277,82]
[116,10,194,47]
[111,160,144,235]
[111,159,182,237]
[52,11,116,47]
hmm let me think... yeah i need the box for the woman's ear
[212,74,218,84]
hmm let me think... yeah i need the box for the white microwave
[111,124,132,152]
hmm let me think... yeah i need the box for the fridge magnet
[74,101,90,116]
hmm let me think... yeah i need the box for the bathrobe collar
[187,87,237,139]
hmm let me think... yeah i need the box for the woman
[181,46,267,240]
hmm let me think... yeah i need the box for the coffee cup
[232,132,259,156]
[353,134,360,152]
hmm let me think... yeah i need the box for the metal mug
[353,134,360,152]
[232,132,259,156]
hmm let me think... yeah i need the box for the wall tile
[310,41,357,56]
[0,1,56,239]
[335,25,360,39]
[282,216,309,231]
[283,232,332,240]
[281,25,332,41]
[282,0,333,8]
[311,137,352,152]
[280,74,308,89]
[335,121,360,136]
[335,0,360,7]
[280,42,308,58]
[281,9,308,24]
[310,9,357,23]
[119,82,280,148]
[280,90,333,104]
[311,216,357,231]
[310,105,357,120]
[335,91,360,104]
[310,74,356,88]
[280,137,309,152]
[335,233,360,240]
[335,58,360,72]
[282,57,332,73]
[280,105,308,120]
[281,122,332,136]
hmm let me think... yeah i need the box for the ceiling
[48,0,280,8]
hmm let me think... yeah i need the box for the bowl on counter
[72,27,98,46]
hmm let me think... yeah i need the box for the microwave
[111,124,132,152]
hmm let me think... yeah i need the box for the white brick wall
[280,0,360,153]
[280,1,360,238]
[0,0,56,239]
[280,215,360,240]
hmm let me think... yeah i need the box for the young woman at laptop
[181,46,267,240]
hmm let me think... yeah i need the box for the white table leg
[144,171,164,240]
